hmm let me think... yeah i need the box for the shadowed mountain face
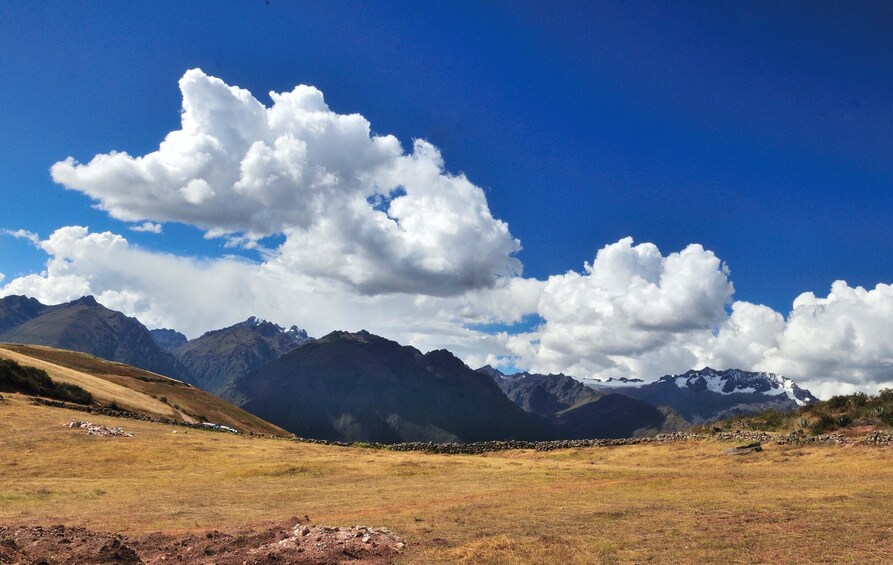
[480,367,687,438]
[223,331,556,443]
[0,295,47,335]
[596,367,819,424]
[0,295,193,384]
[173,317,312,394]
[149,329,188,353]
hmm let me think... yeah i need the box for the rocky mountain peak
[476,365,506,381]
[150,328,188,353]
[658,367,818,406]
[70,295,99,307]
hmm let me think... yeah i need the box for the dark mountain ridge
[149,328,188,353]
[480,366,687,438]
[0,295,193,383]
[223,330,555,443]
[173,316,312,394]
[0,295,48,335]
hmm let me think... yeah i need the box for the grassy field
[2,394,892,563]
[0,344,285,436]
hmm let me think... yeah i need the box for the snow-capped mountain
[590,367,818,424]
[588,376,645,388]
[234,316,310,342]
[476,365,688,439]
[175,317,313,394]
[657,367,818,406]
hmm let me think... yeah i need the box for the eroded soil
[0,518,405,564]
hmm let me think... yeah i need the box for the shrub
[835,414,853,428]
[850,392,868,407]
[826,395,849,410]
[0,359,93,405]
[809,413,837,435]
[753,409,785,431]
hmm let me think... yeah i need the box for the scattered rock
[862,430,893,446]
[64,421,133,438]
[34,398,243,435]
[724,442,763,455]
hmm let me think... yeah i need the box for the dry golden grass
[1,394,892,564]
[0,344,285,435]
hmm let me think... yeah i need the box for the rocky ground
[0,518,405,564]
[64,421,134,437]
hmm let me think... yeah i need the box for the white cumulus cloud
[3,226,893,397]
[2,229,41,246]
[50,69,520,296]
[514,237,734,380]
[760,282,893,395]
[129,222,163,234]
[0,227,532,364]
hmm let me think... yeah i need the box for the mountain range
[222,330,555,443]
[593,367,819,423]
[160,317,311,394]
[0,295,192,383]
[0,294,820,441]
[479,367,688,438]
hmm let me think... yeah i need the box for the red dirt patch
[0,518,405,564]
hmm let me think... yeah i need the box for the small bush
[849,392,868,407]
[826,396,849,410]
[835,414,853,428]
[810,413,837,435]
[749,409,786,431]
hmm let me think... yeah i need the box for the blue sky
[1,1,891,394]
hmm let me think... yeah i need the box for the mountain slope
[598,367,819,424]
[0,343,286,435]
[0,296,193,384]
[481,367,687,438]
[223,331,555,443]
[174,317,311,394]
[0,295,47,334]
